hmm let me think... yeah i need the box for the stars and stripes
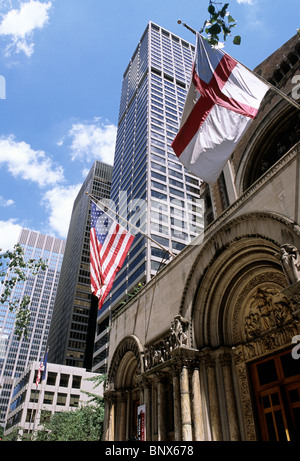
[171,33,269,184]
[90,201,134,309]
[35,350,48,386]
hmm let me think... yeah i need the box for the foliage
[32,404,104,441]
[0,243,47,339]
[32,374,106,441]
[1,427,20,441]
[201,1,241,47]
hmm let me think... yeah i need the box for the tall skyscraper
[0,229,65,427]
[92,22,204,373]
[47,161,113,370]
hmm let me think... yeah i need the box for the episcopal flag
[90,201,134,309]
[171,33,269,184]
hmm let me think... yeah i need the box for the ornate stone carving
[276,244,300,285]
[171,315,189,348]
[244,286,294,342]
[144,315,189,371]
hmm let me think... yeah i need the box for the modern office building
[5,360,103,438]
[92,22,204,374]
[47,161,113,370]
[0,229,65,428]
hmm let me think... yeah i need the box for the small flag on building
[171,33,269,184]
[90,201,134,309]
[35,350,48,386]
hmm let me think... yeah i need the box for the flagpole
[86,192,175,259]
[177,20,300,112]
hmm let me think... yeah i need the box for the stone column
[180,364,193,441]
[156,373,166,441]
[205,355,222,441]
[191,365,205,441]
[108,394,116,441]
[118,392,128,441]
[143,378,152,441]
[220,353,240,441]
[172,366,182,441]
[102,398,110,441]
[139,378,144,405]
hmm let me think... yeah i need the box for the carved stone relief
[232,272,287,343]
[144,315,189,372]
[238,280,300,361]
[243,286,294,342]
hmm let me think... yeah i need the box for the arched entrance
[181,212,300,440]
[104,335,144,441]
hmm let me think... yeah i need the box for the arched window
[243,108,300,190]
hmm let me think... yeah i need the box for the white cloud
[61,118,117,165]
[0,219,22,251]
[236,0,256,4]
[41,184,81,239]
[0,0,52,57]
[0,195,14,207]
[0,135,64,187]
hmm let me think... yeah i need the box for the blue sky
[0,0,299,250]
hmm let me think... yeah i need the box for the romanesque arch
[107,335,144,390]
[235,102,300,194]
[180,211,300,332]
[180,211,300,440]
[104,335,144,441]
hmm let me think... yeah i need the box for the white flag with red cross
[171,33,269,184]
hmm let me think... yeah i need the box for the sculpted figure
[278,244,300,285]
[171,315,189,347]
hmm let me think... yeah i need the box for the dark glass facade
[47,161,112,370]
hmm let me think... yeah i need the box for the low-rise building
[4,361,103,437]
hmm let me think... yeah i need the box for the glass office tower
[0,229,65,428]
[93,22,204,373]
[47,161,112,370]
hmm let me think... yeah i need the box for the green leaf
[220,3,229,18]
[233,35,241,45]
[208,4,215,15]
[208,23,222,35]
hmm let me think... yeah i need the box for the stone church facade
[103,34,300,441]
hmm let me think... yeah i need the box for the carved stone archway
[106,335,144,390]
[104,335,144,441]
[179,212,300,440]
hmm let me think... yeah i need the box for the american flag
[90,201,134,309]
[35,361,44,386]
[35,350,47,386]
